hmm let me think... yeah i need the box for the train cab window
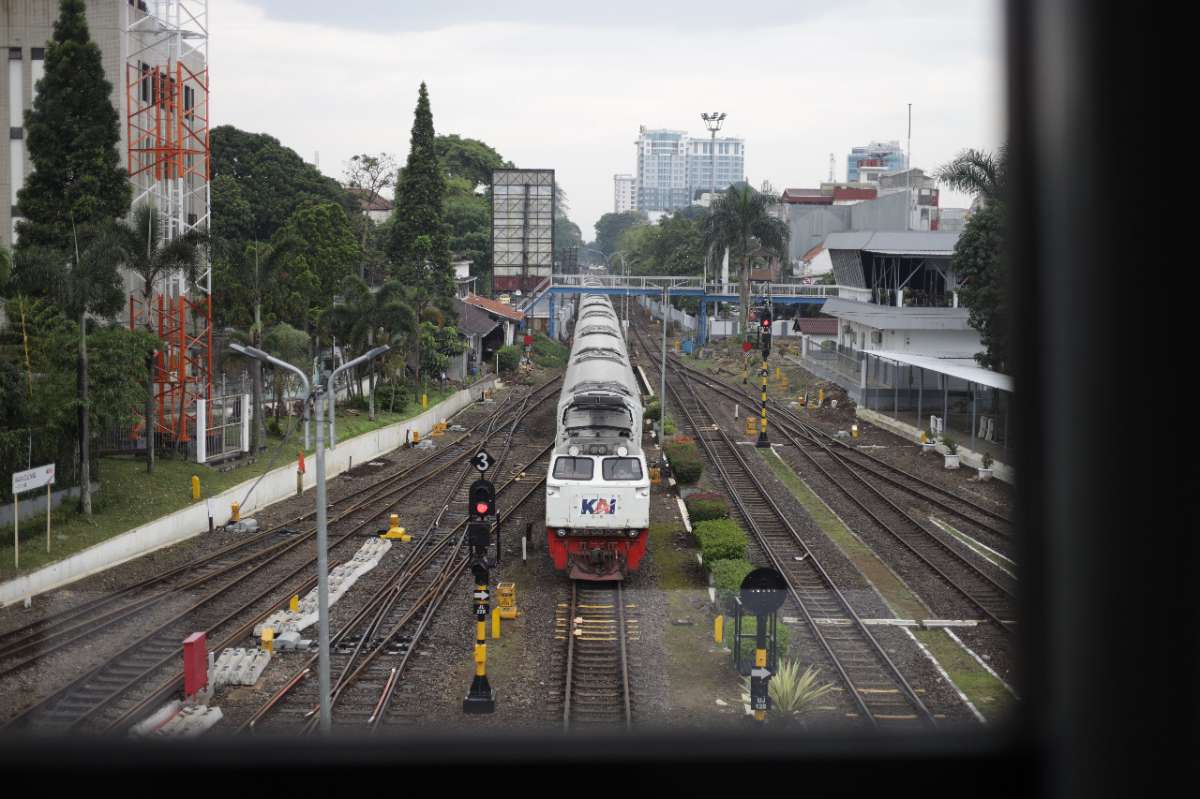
[563,404,632,434]
[602,458,642,480]
[552,456,594,480]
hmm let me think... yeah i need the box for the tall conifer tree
[14,0,131,516]
[388,83,453,310]
[16,0,130,250]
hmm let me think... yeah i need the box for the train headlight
[557,528,569,538]
[617,445,628,456]
[629,529,640,538]
[568,445,580,456]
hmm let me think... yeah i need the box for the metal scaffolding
[124,1,211,447]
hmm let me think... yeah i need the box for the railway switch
[497,582,519,619]
[382,514,411,542]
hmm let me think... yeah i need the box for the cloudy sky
[211,0,1005,239]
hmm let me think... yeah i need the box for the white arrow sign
[12,463,55,496]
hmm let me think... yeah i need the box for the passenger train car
[545,281,650,580]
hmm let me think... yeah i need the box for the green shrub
[373,382,410,411]
[685,491,729,522]
[662,416,677,436]
[531,333,569,368]
[693,518,747,562]
[710,557,755,610]
[644,400,661,422]
[664,438,703,484]
[496,345,520,373]
[728,614,792,665]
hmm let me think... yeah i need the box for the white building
[613,173,636,213]
[635,125,745,212]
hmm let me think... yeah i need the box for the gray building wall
[786,191,915,262]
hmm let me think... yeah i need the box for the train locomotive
[545,283,650,580]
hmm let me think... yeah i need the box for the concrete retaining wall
[856,407,1013,484]
[0,379,497,607]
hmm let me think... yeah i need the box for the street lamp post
[229,342,388,735]
[701,112,726,201]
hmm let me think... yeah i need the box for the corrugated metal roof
[463,293,525,322]
[824,230,960,255]
[821,297,972,331]
[869,350,1013,392]
[455,299,500,337]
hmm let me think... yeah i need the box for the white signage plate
[12,463,55,495]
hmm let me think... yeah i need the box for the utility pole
[701,112,726,202]
[906,103,912,231]
[660,285,669,442]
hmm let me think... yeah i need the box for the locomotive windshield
[602,458,643,480]
[563,403,633,435]
[552,457,594,480]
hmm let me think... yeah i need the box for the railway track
[649,346,1017,628]
[559,581,633,730]
[633,325,935,728]
[0,379,555,676]
[0,378,560,734]
[240,397,554,734]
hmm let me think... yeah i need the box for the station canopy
[869,350,1013,393]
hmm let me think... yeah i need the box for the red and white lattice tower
[124,1,211,447]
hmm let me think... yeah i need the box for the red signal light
[475,502,490,515]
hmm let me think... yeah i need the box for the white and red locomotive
[545,284,650,580]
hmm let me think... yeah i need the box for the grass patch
[530,333,569,369]
[757,447,1014,721]
[913,628,1014,722]
[647,521,695,592]
[0,386,462,579]
[758,448,926,620]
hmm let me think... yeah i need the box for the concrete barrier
[0,379,497,607]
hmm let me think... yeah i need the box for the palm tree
[933,146,1008,205]
[703,185,790,335]
[217,235,303,451]
[114,204,207,472]
[324,276,416,419]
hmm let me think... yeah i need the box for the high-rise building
[846,140,906,183]
[634,125,745,213]
[613,173,636,213]
[685,134,744,202]
[635,127,689,212]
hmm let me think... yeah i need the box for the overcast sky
[211,0,1005,239]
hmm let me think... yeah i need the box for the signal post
[464,452,498,713]
[756,310,772,448]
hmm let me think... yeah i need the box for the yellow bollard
[919,430,928,444]
[775,366,782,380]
[714,615,724,644]
[649,466,662,485]
[261,627,274,654]
[817,387,825,406]
[421,393,428,410]
[491,607,501,639]
[289,594,300,613]
[745,415,758,436]
[412,429,420,445]
[191,475,201,501]
[230,502,240,523]
[851,424,860,439]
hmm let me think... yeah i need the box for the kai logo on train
[580,497,618,515]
